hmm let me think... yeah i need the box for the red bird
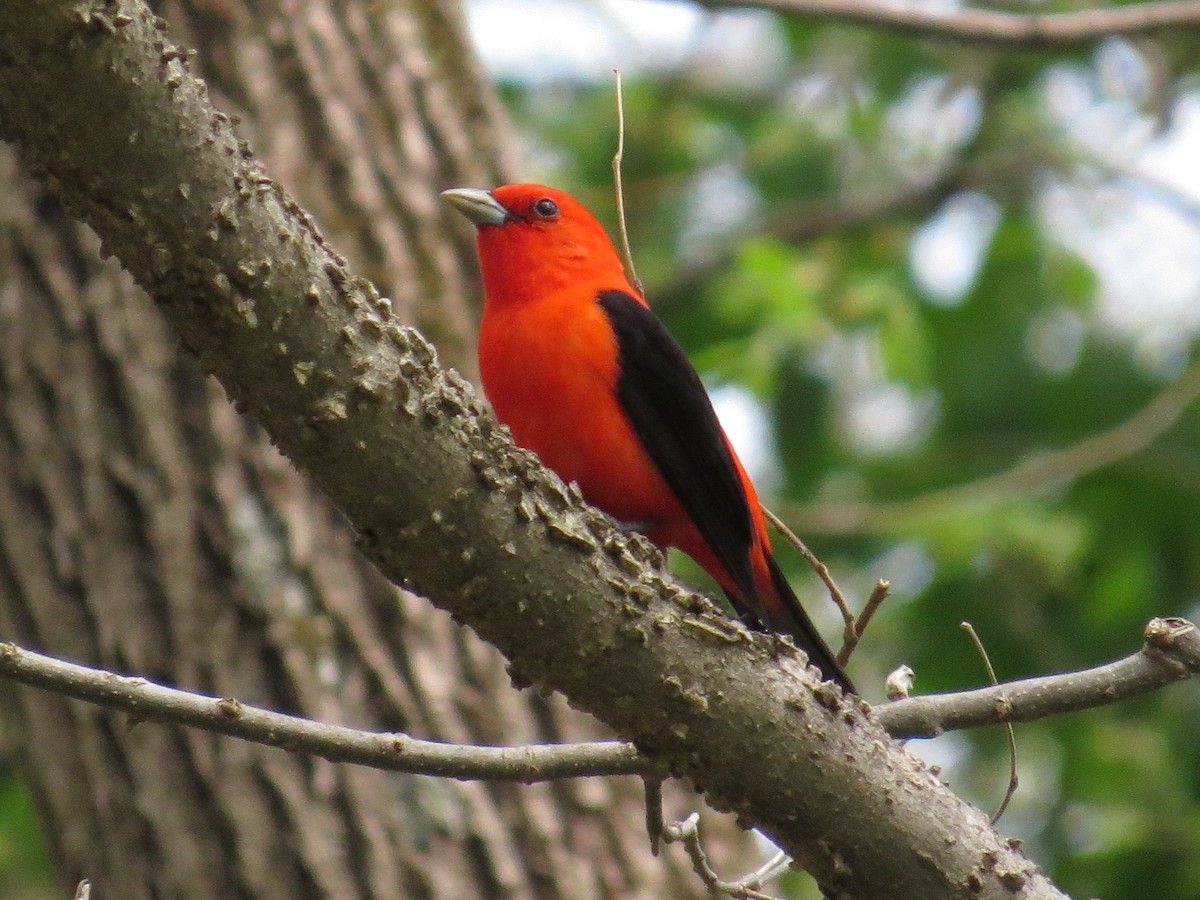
[443,184,852,691]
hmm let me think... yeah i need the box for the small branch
[961,622,1018,824]
[838,579,890,667]
[643,774,666,856]
[0,618,1196,786]
[0,643,656,782]
[761,504,853,625]
[877,617,1200,738]
[694,0,1200,49]
[762,505,890,663]
[663,813,788,900]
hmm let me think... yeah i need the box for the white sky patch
[1038,60,1200,370]
[1038,177,1200,352]
[884,75,982,179]
[1095,37,1151,106]
[676,162,762,261]
[709,383,781,495]
[465,0,703,81]
[843,382,939,457]
[870,540,936,600]
[1024,306,1086,377]
[684,10,789,93]
[909,191,1001,306]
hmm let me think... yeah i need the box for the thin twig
[693,0,1200,49]
[737,851,794,894]
[761,504,853,629]
[837,579,891,666]
[662,814,787,900]
[643,774,666,856]
[0,642,656,782]
[961,622,1018,824]
[611,69,642,295]
[762,504,890,663]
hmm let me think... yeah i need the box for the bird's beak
[441,188,509,227]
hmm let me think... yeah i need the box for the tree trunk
[0,0,750,896]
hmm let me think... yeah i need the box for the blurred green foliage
[498,7,1200,898]
[0,763,55,899]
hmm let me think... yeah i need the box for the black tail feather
[756,555,855,693]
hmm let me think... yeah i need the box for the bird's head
[442,184,632,307]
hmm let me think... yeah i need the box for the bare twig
[761,504,853,627]
[877,617,1200,738]
[663,813,788,900]
[0,619,1196,785]
[785,356,1200,536]
[611,69,642,294]
[694,0,1200,49]
[762,505,890,663]
[837,579,891,667]
[0,643,656,782]
[961,622,1018,824]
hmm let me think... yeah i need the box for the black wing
[599,291,853,691]
[597,290,758,603]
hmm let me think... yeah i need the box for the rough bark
[0,0,742,896]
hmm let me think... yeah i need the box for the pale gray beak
[441,188,509,226]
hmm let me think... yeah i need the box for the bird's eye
[533,198,559,219]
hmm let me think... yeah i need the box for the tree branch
[0,618,1193,784]
[695,0,1200,49]
[0,643,655,782]
[877,617,1200,738]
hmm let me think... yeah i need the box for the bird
[442,183,852,692]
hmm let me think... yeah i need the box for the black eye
[533,198,559,219]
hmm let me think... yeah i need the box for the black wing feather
[599,291,853,691]
[597,290,757,602]
[766,554,853,691]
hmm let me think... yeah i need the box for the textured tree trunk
[0,0,751,896]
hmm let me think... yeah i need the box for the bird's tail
[760,555,855,693]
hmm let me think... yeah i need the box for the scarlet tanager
[443,184,852,692]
